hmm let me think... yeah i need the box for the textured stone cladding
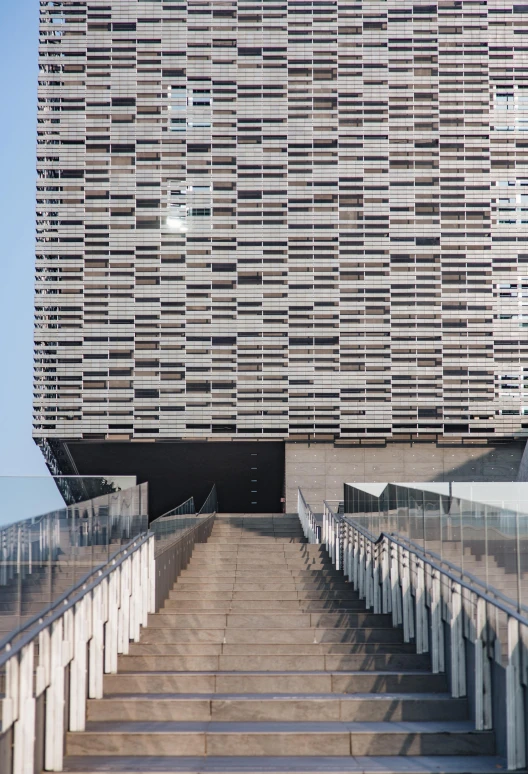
[33,0,528,444]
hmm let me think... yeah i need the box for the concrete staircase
[62,514,503,773]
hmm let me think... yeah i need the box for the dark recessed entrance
[55,440,285,519]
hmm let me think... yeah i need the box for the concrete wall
[285,440,526,513]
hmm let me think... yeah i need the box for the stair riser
[128,643,414,656]
[193,553,325,559]
[165,589,358,611]
[66,730,494,757]
[194,545,323,552]
[206,541,307,544]
[117,654,431,672]
[173,584,350,594]
[87,697,468,723]
[135,628,406,644]
[105,671,449,694]
[178,570,346,578]
[147,613,394,628]
[206,540,307,544]
[162,601,368,612]
[186,560,333,568]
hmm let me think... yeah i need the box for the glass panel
[461,494,488,588]
[0,476,147,645]
[423,489,441,552]
[403,486,411,536]
[446,494,463,570]
[518,505,528,609]
[408,487,424,546]
[150,484,217,554]
[342,481,528,612]
[486,499,519,607]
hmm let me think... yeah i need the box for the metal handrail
[0,501,216,774]
[316,494,528,770]
[155,496,196,520]
[0,529,155,773]
[334,511,528,615]
[297,488,320,543]
[148,486,217,557]
[197,483,218,516]
[0,531,149,654]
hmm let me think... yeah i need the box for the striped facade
[34,0,528,455]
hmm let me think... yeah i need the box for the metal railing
[150,485,217,554]
[310,491,528,770]
[0,486,218,773]
[297,488,320,543]
[343,481,528,610]
[0,535,150,654]
[158,496,195,518]
[198,483,218,516]
[1,532,155,773]
[393,530,528,620]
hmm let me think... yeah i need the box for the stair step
[59,754,510,774]
[135,628,406,644]
[117,653,431,672]
[128,643,415,656]
[162,600,368,611]
[193,545,323,552]
[185,560,333,567]
[103,671,448,695]
[170,576,357,595]
[87,693,467,723]
[178,570,346,578]
[168,590,359,599]
[147,613,395,628]
[66,720,495,757]
[207,539,307,543]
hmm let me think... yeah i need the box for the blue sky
[0,4,135,522]
[0,1,68,520]
[0,0,50,478]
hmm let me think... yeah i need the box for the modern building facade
[34,0,528,512]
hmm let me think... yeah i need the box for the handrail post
[506,616,526,769]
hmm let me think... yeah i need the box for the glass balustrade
[150,484,217,554]
[344,481,528,611]
[0,476,148,643]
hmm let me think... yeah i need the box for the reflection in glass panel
[342,481,528,612]
[0,477,147,644]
